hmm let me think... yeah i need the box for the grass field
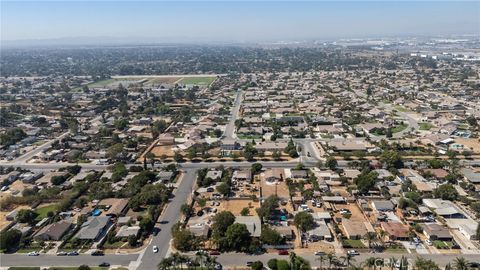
[34,204,57,221]
[394,105,408,112]
[179,76,216,85]
[419,122,434,130]
[342,239,365,248]
[392,123,408,133]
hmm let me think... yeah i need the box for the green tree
[252,261,263,270]
[380,150,403,170]
[256,195,279,221]
[0,229,21,251]
[251,163,263,175]
[414,257,439,270]
[16,209,37,224]
[453,257,469,270]
[240,207,250,216]
[294,212,315,232]
[128,234,137,247]
[225,223,251,251]
[172,229,198,252]
[325,157,338,170]
[174,151,184,162]
[212,211,235,238]
[434,184,458,201]
[277,260,290,270]
[260,226,283,245]
[216,182,231,196]
[268,259,278,270]
[78,265,91,270]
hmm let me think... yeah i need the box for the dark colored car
[91,250,104,256]
[278,250,289,255]
[210,251,220,256]
[153,227,161,236]
[99,262,110,267]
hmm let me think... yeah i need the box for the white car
[314,251,325,256]
[426,239,433,246]
[153,246,159,253]
[347,250,359,256]
[27,251,40,256]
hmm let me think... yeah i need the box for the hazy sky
[1,1,479,42]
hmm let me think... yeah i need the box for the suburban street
[136,169,198,270]
[8,131,70,164]
[0,253,138,268]
[224,89,243,140]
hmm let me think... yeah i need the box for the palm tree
[364,231,377,249]
[158,257,174,270]
[315,254,325,270]
[389,257,397,270]
[454,257,469,270]
[326,253,336,269]
[289,251,297,270]
[445,263,452,270]
[363,257,377,270]
[345,253,356,267]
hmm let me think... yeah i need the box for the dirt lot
[454,138,480,153]
[218,199,260,216]
[332,203,367,222]
[261,179,290,199]
[0,205,30,231]
[150,145,175,157]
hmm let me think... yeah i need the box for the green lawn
[392,123,408,133]
[419,122,434,130]
[34,204,57,221]
[342,239,365,248]
[394,105,408,112]
[433,240,454,249]
[48,266,108,270]
[8,268,40,270]
[237,134,263,140]
[179,76,216,86]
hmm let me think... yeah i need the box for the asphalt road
[12,131,70,163]
[215,252,480,268]
[0,253,138,268]
[136,169,198,270]
[224,89,243,140]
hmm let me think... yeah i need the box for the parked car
[425,239,433,246]
[153,227,161,236]
[27,251,40,256]
[153,246,159,253]
[67,251,79,256]
[314,251,326,256]
[99,262,110,267]
[246,261,253,267]
[56,251,67,256]
[210,251,220,256]
[347,250,359,256]
[91,250,104,256]
[278,250,289,255]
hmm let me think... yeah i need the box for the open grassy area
[35,204,57,221]
[419,122,434,130]
[433,240,454,249]
[8,267,40,270]
[342,239,365,248]
[392,123,408,133]
[179,76,216,85]
[394,105,408,112]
